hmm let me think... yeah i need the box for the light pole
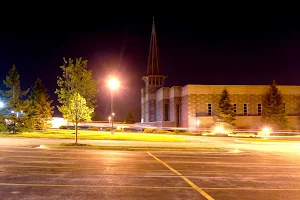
[107,77,120,135]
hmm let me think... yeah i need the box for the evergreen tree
[125,109,134,124]
[215,89,236,128]
[262,80,288,129]
[28,78,54,129]
[59,93,94,143]
[0,65,29,111]
[55,57,98,111]
[0,65,29,133]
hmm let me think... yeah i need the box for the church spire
[147,17,160,75]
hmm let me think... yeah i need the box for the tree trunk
[75,121,78,144]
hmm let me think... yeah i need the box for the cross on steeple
[147,16,160,75]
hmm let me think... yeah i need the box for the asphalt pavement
[0,139,300,199]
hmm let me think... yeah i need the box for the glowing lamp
[107,78,120,91]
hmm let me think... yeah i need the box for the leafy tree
[125,109,134,124]
[262,80,288,129]
[28,78,54,130]
[215,89,236,129]
[0,65,30,133]
[59,93,93,143]
[55,57,97,111]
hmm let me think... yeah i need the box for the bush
[88,127,99,131]
[59,125,68,129]
[144,128,153,133]
[0,123,8,132]
[153,130,171,134]
[70,126,81,130]
[105,127,111,131]
[115,128,122,132]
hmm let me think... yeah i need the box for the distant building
[140,19,300,130]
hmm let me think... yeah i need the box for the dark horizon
[1,14,300,121]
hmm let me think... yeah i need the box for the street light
[0,101,4,109]
[107,77,120,134]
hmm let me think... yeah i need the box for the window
[233,104,237,114]
[243,104,248,115]
[164,104,169,121]
[208,104,212,116]
[176,104,181,126]
[258,104,262,116]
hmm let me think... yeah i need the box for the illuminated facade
[140,20,300,130]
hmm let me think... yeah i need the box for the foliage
[125,109,134,124]
[105,127,111,131]
[88,127,99,131]
[59,125,68,129]
[143,128,153,133]
[153,130,171,134]
[58,92,94,143]
[55,57,98,111]
[214,89,236,128]
[28,78,54,130]
[262,80,288,130]
[0,65,29,111]
[0,65,30,133]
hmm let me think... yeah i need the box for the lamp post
[107,77,120,135]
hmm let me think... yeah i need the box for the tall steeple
[141,18,167,123]
[147,17,160,75]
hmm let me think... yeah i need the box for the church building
[140,20,300,130]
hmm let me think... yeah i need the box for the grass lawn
[0,129,185,142]
[239,138,300,143]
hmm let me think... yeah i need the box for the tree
[0,65,29,133]
[59,93,93,143]
[55,57,98,111]
[0,65,29,111]
[262,80,288,129]
[28,78,54,130]
[215,89,236,129]
[125,109,134,124]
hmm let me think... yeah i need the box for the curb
[234,139,300,145]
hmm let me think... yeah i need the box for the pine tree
[125,109,134,124]
[215,89,236,128]
[1,65,29,111]
[28,78,54,129]
[0,65,29,133]
[59,93,94,143]
[262,80,288,129]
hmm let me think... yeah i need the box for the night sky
[1,13,300,121]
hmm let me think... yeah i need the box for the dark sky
[1,13,300,121]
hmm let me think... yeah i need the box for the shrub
[115,128,122,132]
[59,125,68,129]
[70,126,81,130]
[0,123,8,132]
[88,127,99,131]
[105,127,111,131]
[144,128,153,133]
[153,130,171,134]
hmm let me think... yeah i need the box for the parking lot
[0,145,300,199]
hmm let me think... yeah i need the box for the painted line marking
[147,152,214,200]
[0,183,192,189]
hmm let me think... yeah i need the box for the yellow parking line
[202,188,300,191]
[147,152,214,200]
[0,183,192,189]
